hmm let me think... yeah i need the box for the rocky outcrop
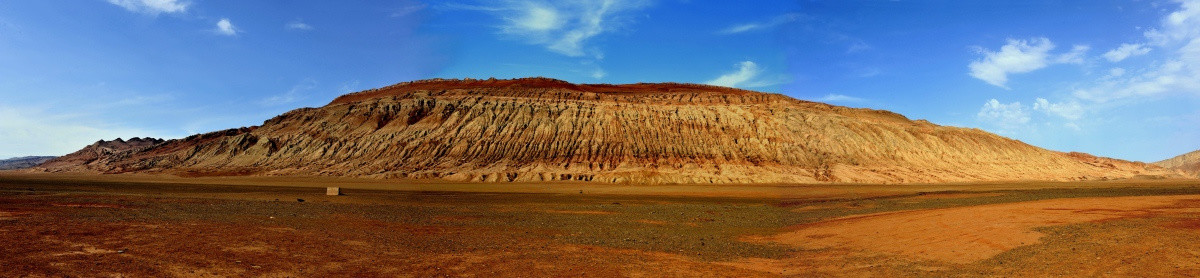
[1155,150,1200,178]
[0,156,56,170]
[35,78,1178,184]
[38,137,165,172]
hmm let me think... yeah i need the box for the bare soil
[2,173,1200,276]
[762,195,1200,263]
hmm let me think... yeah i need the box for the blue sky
[1,0,1198,162]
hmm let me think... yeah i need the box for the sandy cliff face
[36,78,1176,184]
[1155,150,1200,177]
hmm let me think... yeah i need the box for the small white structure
[326,187,341,196]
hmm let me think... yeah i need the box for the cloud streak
[391,3,428,17]
[817,94,866,103]
[706,61,760,87]
[286,21,313,31]
[0,106,164,157]
[977,99,1030,131]
[214,18,238,36]
[107,0,189,15]
[1073,0,1200,103]
[1033,98,1084,120]
[260,79,318,106]
[1102,43,1150,62]
[717,13,802,35]
[968,38,1088,88]
[453,0,651,58]
[973,1,1200,137]
[705,61,789,88]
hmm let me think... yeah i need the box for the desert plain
[9,0,1200,276]
[4,172,1200,277]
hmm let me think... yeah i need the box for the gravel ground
[2,177,1199,276]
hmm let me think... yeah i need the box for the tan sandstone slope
[35,78,1177,184]
[1155,150,1200,178]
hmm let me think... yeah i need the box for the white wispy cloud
[704,61,790,88]
[706,61,760,87]
[968,38,1064,88]
[590,68,607,79]
[1073,0,1200,103]
[286,21,313,31]
[214,18,238,36]
[1033,98,1084,120]
[857,67,883,78]
[338,80,363,94]
[438,3,503,12]
[392,3,428,17]
[817,94,866,103]
[1107,67,1126,78]
[717,13,802,35]
[1102,43,1150,62]
[1055,45,1090,64]
[1062,122,1082,131]
[452,0,651,58]
[977,99,1030,130]
[1144,0,1200,45]
[260,79,317,106]
[974,96,1085,134]
[105,94,175,108]
[974,1,1200,135]
[107,0,189,15]
[846,40,872,54]
[0,106,166,157]
[509,2,563,32]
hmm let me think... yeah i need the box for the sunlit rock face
[36,78,1177,184]
[1156,150,1200,178]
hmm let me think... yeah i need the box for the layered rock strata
[36,78,1176,184]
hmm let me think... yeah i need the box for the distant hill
[1155,150,1200,178]
[37,137,165,171]
[34,78,1178,184]
[0,156,57,170]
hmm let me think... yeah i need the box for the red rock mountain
[1155,150,1200,178]
[36,78,1178,184]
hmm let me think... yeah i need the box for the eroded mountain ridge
[35,78,1177,184]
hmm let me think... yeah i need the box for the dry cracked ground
[3,174,1200,277]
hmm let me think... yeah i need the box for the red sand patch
[759,195,1200,264]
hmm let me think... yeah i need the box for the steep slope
[36,78,1176,184]
[1155,150,1200,177]
[0,156,56,170]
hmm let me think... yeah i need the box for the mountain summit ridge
[35,78,1177,184]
